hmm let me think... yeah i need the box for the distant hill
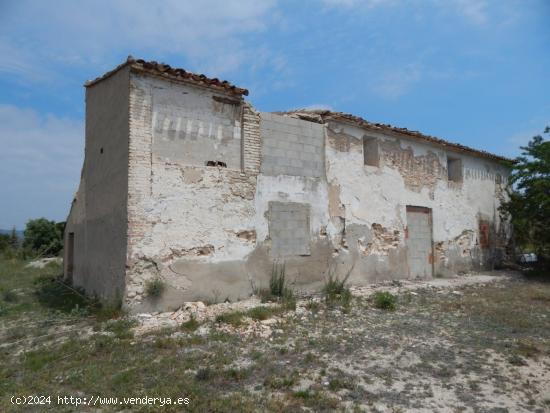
[0,229,24,239]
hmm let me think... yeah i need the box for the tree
[9,226,19,248]
[23,218,64,256]
[0,233,9,252]
[501,127,550,263]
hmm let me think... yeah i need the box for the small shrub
[264,373,296,389]
[154,337,177,349]
[373,291,397,310]
[516,339,540,359]
[181,315,200,332]
[259,263,295,310]
[103,318,137,339]
[196,367,213,381]
[305,300,320,312]
[144,277,165,298]
[270,263,288,297]
[1,289,18,303]
[216,311,244,326]
[246,306,285,321]
[304,352,315,363]
[34,275,91,313]
[283,292,297,311]
[328,378,346,391]
[293,390,312,399]
[323,267,352,310]
[508,354,527,366]
[224,367,250,381]
[95,299,124,322]
[23,348,58,371]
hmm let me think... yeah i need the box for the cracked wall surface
[323,120,511,280]
[66,69,512,312]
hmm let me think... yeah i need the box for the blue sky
[0,0,548,229]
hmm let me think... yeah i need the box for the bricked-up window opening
[447,157,463,182]
[363,136,379,167]
[268,201,311,257]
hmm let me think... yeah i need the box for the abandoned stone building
[64,57,512,312]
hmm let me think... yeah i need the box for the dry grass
[1,258,549,412]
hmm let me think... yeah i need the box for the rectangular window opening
[447,156,462,182]
[363,136,379,167]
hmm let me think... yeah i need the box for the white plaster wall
[123,72,510,308]
[143,165,257,262]
[127,75,255,269]
[325,120,509,262]
[254,175,330,243]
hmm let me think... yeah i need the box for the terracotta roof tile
[85,56,248,96]
[279,109,512,163]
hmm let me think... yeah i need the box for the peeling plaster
[67,69,512,312]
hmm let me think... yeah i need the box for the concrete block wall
[268,201,311,257]
[260,113,325,177]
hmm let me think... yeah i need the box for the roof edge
[278,109,514,164]
[84,56,249,96]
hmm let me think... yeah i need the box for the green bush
[34,275,91,313]
[246,305,285,320]
[103,318,137,339]
[23,218,64,256]
[1,289,18,303]
[215,311,244,326]
[144,277,165,298]
[269,263,291,298]
[259,263,295,309]
[323,267,352,310]
[373,291,397,310]
[181,315,200,332]
[0,233,10,252]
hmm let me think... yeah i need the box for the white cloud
[321,0,491,25]
[0,0,279,79]
[450,0,488,25]
[321,0,394,9]
[370,63,422,99]
[0,104,83,228]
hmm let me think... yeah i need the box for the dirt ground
[1,261,549,412]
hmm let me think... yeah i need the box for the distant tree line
[0,218,64,259]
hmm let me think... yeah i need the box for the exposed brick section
[242,103,261,175]
[379,139,444,200]
[127,78,153,260]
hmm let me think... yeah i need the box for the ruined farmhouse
[64,57,512,312]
